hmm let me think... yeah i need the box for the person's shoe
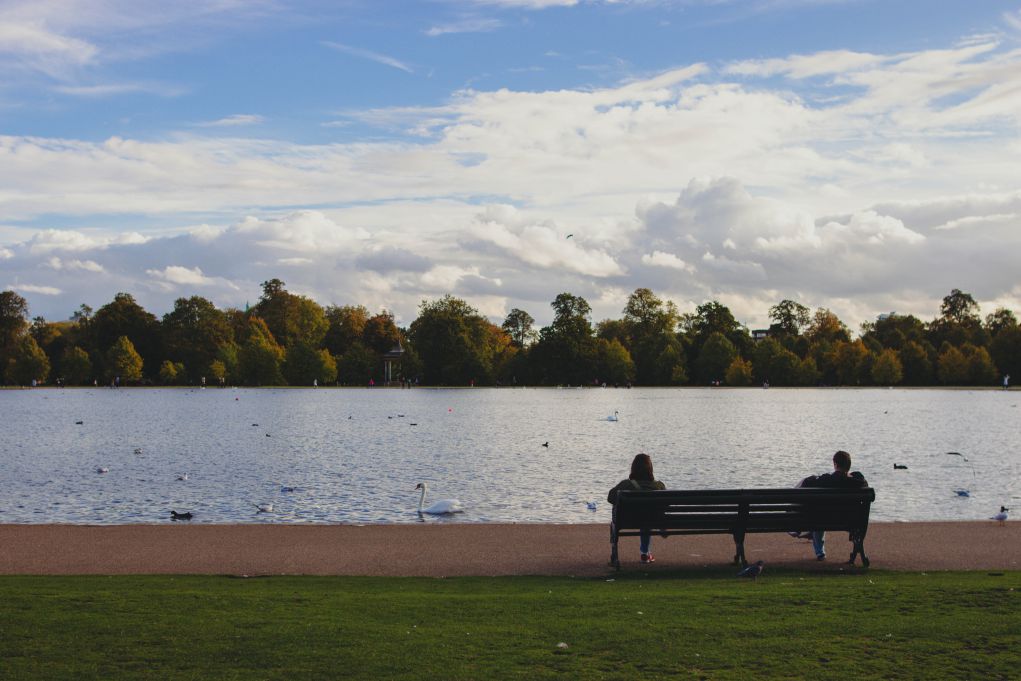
[787,531,801,538]
[816,553,826,561]
[640,553,655,564]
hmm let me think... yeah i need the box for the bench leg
[610,523,620,569]
[848,533,869,568]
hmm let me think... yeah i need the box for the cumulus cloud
[641,250,691,271]
[45,256,105,272]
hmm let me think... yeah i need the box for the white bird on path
[991,506,1010,524]
[416,483,464,515]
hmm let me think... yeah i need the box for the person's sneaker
[640,553,655,564]
[816,553,826,561]
[787,531,801,538]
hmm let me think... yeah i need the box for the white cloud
[0,247,13,259]
[45,256,105,272]
[230,211,370,254]
[426,18,502,36]
[146,265,212,286]
[641,250,691,271]
[322,41,413,73]
[10,283,62,295]
[197,114,265,127]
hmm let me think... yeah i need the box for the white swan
[606,410,619,422]
[416,483,464,515]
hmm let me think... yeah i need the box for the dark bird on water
[170,511,193,521]
[542,442,549,448]
[894,463,908,470]
[738,560,764,578]
[75,421,83,425]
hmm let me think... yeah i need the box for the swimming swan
[416,483,464,515]
[606,411,619,422]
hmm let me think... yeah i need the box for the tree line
[0,282,1017,388]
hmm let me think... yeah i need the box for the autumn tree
[60,345,93,385]
[871,348,903,386]
[106,335,143,383]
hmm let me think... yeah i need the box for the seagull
[542,442,549,448]
[96,466,109,474]
[738,560,764,578]
[893,464,908,470]
[947,452,969,462]
[170,510,193,521]
[254,503,274,513]
[991,506,1010,524]
[176,473,189,481]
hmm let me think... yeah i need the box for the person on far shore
[1005,374,1010,390]
[795,450,868,560]
[607,453,666,564]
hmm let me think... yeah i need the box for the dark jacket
[800,470,868,489]
[607,478,666,504]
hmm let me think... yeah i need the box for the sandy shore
[1,522,1017,577]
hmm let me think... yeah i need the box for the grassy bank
[2,571,1018,680]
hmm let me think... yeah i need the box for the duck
[893,463,908,470]
[541,442,549,448]
[586,501,598,511]
[415,483,464,515]
[170,510,193,520]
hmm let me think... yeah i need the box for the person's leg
[812,531,826,559]
[640,529,652,559]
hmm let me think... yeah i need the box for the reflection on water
[1,387,1018,524]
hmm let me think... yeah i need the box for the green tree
[768,299,810,337]
[595,338,635,385]
[5,335,50,385]
[898,341,934,385]
[338,341,377,385]
[60,345,93,385]
[752,337,802,385]
[831,340,873,386]
[936,344,968,385]
[409,296,507,385]
[323,305,369,356]
[208,359,227,385]
[106,335,143,383]
[502,308,537,348]
[929,289,987,348]
[794,356,821,386]
[158,360,185,385]
[725,356,753,386]
[622,288,680,385]
[362,312,402,356]
[962,343,997,385]
[652,339,688,385]
[530,293,597,385]
[284,342,338,385]
[0,290,30,379]
[253,279,328,348]
[162,296,233,383]
[694,332,737,384]
[91,293,161,379]
[985,308,1018,336]
[989,325,1021,383]
[862,313,927,350]
[238,318,285,385]
[871,348,903,386]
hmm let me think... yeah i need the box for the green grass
[2,570,1018,680]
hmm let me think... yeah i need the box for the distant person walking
[1005,374,1010,390]
[796,450,868,560]
[608,453,666,564]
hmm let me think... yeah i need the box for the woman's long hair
[629,453,654,481]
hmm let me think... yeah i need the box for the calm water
[1,387,1018,524]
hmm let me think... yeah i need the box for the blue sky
[2,0,1021,329]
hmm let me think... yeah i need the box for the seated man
[796,450,868,560]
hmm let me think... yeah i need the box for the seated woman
[608,453,666,563]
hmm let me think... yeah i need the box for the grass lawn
[1,570,1018,680]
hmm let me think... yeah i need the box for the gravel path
[1,522,1017,577]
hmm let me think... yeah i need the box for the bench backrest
[614,487,875,534]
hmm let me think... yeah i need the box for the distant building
[752,329,770,342]
[383,343,404,386]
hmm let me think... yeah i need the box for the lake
[1,387,1017,524]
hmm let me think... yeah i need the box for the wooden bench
[610,487,875,568]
